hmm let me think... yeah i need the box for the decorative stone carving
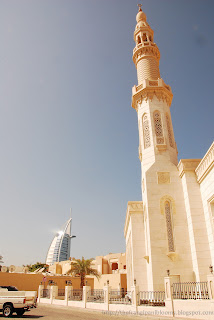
[157,172,170,184]
[156,143,167,151]
[132,80,173,110]
[130,203,143,210]
[195,142,214,183]
[142,88,172,106]
[167,252,178,261]
[144,256,149,263]
[137,97,142,106]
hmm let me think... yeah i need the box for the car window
[0,286,18,291]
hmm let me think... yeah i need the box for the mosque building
[124,6,214,291]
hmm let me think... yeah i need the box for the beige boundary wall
[0,272,94,291]
[38,277,214,320]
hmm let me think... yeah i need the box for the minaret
[125,6,206,291]
[132,5,177,167]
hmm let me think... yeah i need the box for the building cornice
[132,78,173,110]
[195,142,214,184]
[178,159,201,178]
[124,201,143,238]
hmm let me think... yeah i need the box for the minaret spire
[137,3,142,11]
[132,7,176,163]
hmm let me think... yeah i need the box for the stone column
[103,285,111,310]
[83,286,91,308]
[65,286,73,305]
[50,285,58,304]
[131,285,139,308]
[207,275,214,300]
[38,284,44,302]
[164,277,174,317]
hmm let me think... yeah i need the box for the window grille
[166,113,174,147]
[153,111,164,144]
[165,201,175,252]
[143,114,151,148]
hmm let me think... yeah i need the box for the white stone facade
[124,7,214,292]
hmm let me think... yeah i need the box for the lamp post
[209,265,213,274]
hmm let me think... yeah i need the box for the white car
[0,286,37,317]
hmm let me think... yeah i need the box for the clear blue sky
[0,0,213,266]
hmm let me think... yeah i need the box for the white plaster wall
[144,161,194,290]
[135,96,194,291]
[173,299,214,320]
[180,171,211,282]
[52,299,66,306]
[86,302,108,310]
[67,300,84,308]
[125,220,133,291]
[199,166,214,265]
[130,213,148,291]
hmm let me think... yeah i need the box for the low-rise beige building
[91,253,127,290]
[47,253,127,290]
[48,259,72,275]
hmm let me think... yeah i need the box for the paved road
[0,304,197,320]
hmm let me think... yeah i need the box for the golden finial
[137,3,142,12]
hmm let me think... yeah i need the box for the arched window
[153,111,164,144]
[142,114,151,149]
[165,201,175,252]
[166,113,174,147]
[137,36,141,44]
[143,33,147,42]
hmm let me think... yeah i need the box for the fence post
[103,285,111,310]
[131,285,139,309]
[65,286,73,305]
[83,286,90,308]
[207,275,214,300]
[38,284,44,302]
[164,277,174,317]
[50,285,58,304]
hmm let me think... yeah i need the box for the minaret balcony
[132,78,173,111]
[133,42,157,54]
[133,43,160,65]
[133,79,172,94]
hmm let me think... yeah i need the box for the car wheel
[3,304,13,317]
[16,308,25,316]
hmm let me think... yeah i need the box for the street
[0,304,197,320]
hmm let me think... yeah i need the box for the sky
[0,0,214,266]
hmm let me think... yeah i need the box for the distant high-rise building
[46,218,76,265]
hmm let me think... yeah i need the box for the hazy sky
[0,0,213,266]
